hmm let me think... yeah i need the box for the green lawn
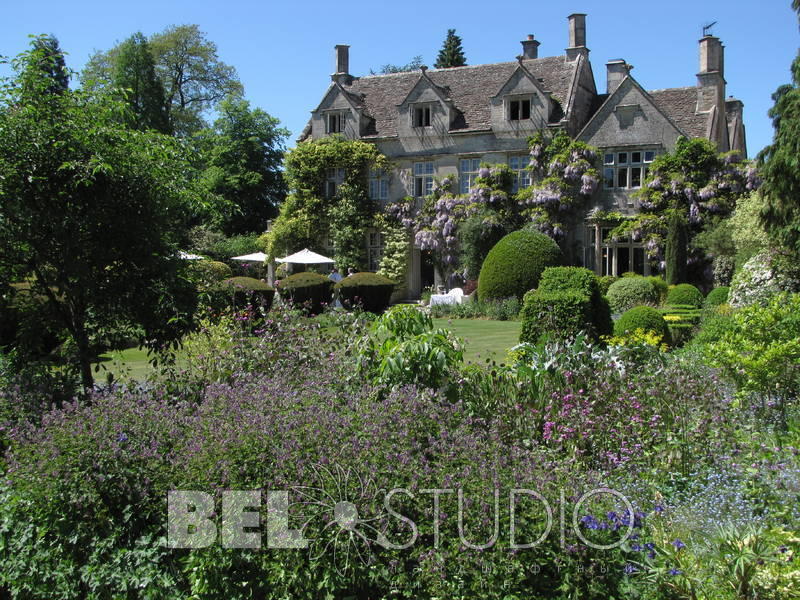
[433,318,521,365]
[96,318,522,381]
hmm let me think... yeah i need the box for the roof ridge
[356,55,565,81]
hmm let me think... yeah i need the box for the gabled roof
[648,86,710,139]
[318,55,578,139]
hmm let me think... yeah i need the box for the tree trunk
[73,321,94,393]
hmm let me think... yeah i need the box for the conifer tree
[434,29,466,68]
[113,32,171,133]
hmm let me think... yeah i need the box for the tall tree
[195,96,289,234]
[150,24,243,136]
[23,35,69,96]
[434,29,466,69]
[82,24,242,136]
[0,39,198,391]
[758,1,800,255]
[112,32,171,133]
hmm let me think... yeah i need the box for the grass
[96,317,523,381]
[434,318,521,364]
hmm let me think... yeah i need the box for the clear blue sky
[1,0,797,156]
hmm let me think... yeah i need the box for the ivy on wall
[264,136,389,269]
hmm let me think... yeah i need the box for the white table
[429,294,458,306]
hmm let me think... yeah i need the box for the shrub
[729,249,800,307]
[705,286,730,307]
[477,230,562,301]
[520,289,593,344]
[614,305,670,343]
[647,275,669,304]
[597,275,618,296]
[666,283,704,308]
[187,259,232,287]
[334,272,395,313]
[275,272,333,313]
[220,276,275,311]
[606,276,658,313]
[536,266,612,338]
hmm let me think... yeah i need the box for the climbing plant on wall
[264,136,389,269]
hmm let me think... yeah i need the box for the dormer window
[509,97,531,121]
[326,111,346,134]
[412,105,432,128]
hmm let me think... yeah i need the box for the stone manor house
[299,13,747,297]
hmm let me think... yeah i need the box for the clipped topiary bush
[276,272,333,313]
[536,266,613,338]
[705,286,730,308]
[666,283,703,308]
[519,289,593,344]
[335,272,395,313]
[220,276,275,311]
[606,276,658,313]
[647,276,669,304]
[597,275,618,296]
[477,230,562,301]
[614,305,670,343]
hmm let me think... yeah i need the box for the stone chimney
[696,35,727,147]
[566,13,588,61]
[606,59,632,94]
[521,35,540,59]
[334,44,350,75]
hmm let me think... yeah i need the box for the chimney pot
[521,34,541,59]
[334,44,350,75]
[606,59,632,94]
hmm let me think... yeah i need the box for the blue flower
[116,432,128,443]
[672,539,686,550]
[668,568,683,576]
[624,563,638,574]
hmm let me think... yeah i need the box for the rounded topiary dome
[666,283,703,308]
[606,276,659,313]
[477,230,562,301]
[614,305,670,342]
[705,286,730,307]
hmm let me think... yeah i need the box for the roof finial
[702,21,717,37]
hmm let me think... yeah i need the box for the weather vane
[702,21,717,37]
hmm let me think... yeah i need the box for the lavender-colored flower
[672,539,686,550]
[478,167,491,178]
[699,185,716,200]
[668,568,683,576]
[624,564,638,574]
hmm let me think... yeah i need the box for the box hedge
[220,276,275,312]
[276,272,333,313]
[614,305,670,343]
[335,272,395,313]
[705,286,730,307]
[478,230,562,301]
[520,289,593,344]
[606,276,659,313]
[666,283,704,308]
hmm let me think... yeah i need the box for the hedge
[606,277,659,313]
[535,267,613,338]
[614,305,670,343]
[478,230,562,301]
[705,286,730,307]
[220,276,275,312]
[520,289,593,344]
[666,283,704,308]
[335,272,395,313]
[276,272,333,313]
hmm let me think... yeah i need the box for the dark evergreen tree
[665,211,687,284]
[21,35,69,97]
[434,29,466,68]
[758,1,800,255]
[113,32,171,133]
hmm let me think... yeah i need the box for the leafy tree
[112,32,171,133]
[194,96,289,234]
[611,137,757,284]
[0,40,199,391]
[370,55,424,75]
[758,1,800,256]
[150,24,243,135]
[23,35,69,95]
[434,29,466,69]
[83,24,243,135]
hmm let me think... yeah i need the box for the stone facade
[300,13,747,296]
